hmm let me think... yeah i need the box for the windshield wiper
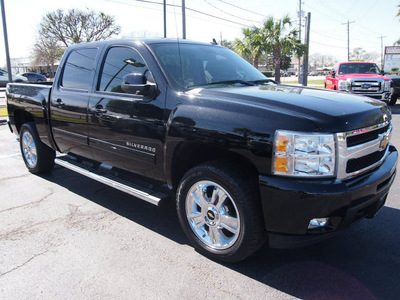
[251,79,278,85]
[187,80,255,89]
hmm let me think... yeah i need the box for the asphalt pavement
[0,100,400,299]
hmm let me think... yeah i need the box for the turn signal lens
[276,135,288,152]
[274,157,287,173]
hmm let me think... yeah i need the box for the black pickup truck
[7,39,398,262]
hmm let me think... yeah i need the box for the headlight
[273,130,336,177]
[338,79,349,91]
[384,80,391,92]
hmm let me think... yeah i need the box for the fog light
[385,93,390,99]
[308,218,329,229]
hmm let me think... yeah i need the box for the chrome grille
[336,120,392,180]
[349,79,384,94]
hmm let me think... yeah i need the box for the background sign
[384,46,400,73]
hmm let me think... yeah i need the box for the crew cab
[325,61,392,103]
[6,39,398,262]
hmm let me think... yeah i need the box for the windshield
[338,63,380,75]
[149,43,268,90]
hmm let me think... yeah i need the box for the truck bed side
[7,83,55,150]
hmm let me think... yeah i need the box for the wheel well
[13,109,34,133]
[171,143,258,190]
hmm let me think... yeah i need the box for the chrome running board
[55,156,164,206]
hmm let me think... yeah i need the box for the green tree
[233,27,264,68]
[350,47,367,61]
[262,15,304,82]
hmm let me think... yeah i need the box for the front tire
[20,122,55,174]
[176,161,265,262]
[389,89,398,106]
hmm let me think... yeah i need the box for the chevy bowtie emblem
[379,133,389,150]
[207,211,216,220]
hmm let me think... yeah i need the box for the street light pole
[378,35,386,70]
[163,0,167,38]
[182,0,186,39]
[1,0,12,82]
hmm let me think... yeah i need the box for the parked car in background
[19,72,47,83]
[0,68,28,87]
[325,62,392,104]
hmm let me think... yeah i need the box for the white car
[0,68,28,87]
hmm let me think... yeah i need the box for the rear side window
[62,48,98,91]
[98,46,152,93]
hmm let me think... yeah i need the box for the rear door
[50,47,99,158]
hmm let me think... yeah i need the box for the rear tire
[176,161,265,263]
[20,122,55,174]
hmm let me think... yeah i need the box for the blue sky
[1,0,399,67]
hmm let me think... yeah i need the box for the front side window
[62,48,98,91]
[99,46,152,93]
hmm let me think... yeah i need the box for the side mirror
[381,70,385,75]
[121,73,156,97]
[331,70,336,78]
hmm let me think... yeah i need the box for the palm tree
[234,27,264,69]
[262,15,304,82]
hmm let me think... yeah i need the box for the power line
[311,40,347,49]
[202,0,262,25]
[214,0,267,18]
[107,0,249,26]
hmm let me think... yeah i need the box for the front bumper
[259,144,397,248]
[357,91,391,101]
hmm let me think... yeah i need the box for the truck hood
[337,73,389,81]
[188,84,390,133]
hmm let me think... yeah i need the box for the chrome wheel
[21,130,37,168]
[185,180,240,250]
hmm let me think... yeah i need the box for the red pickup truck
[325,62,392,104]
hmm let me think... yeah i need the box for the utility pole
[163,0,166,38]
[182,0,186,39]
[378,35,386,69]
[1,0,12,82]
[342,20,355,61]
[298,0,303,84]
[302,12,311,86]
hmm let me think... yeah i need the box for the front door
[88,46,165,181]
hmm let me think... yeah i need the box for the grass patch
[280,78,325,89]
[0,107,7,117]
